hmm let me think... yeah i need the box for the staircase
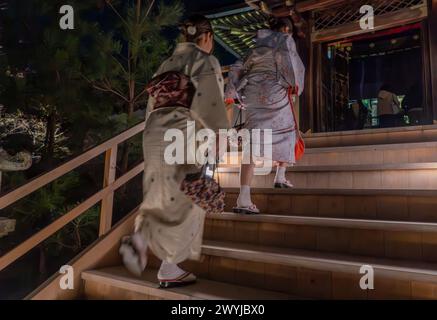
[10,125,436,300]
[79,135,437,300]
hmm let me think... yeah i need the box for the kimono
[135,42,230,265]
[227,30,305,164]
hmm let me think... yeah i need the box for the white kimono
[226,30,305,164]
[135,42,230,264]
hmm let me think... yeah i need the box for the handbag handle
[288,86,301,135]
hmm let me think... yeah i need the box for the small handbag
[287,86,305,161]
[180,162,226,215]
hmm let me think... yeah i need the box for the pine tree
[0,0,115,282]
[0,0,114,162]
[83,0,184,174]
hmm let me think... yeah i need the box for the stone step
[223,188,437,222]
[144,240,437,299]
[197,240,437,299]
[82,267,297,300]
[205,213,437,264]
[221,140,437,167]
[218,163,437,190]
[302,124,437,148]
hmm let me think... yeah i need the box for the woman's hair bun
[180,14,213,42]
[268,16,293,33]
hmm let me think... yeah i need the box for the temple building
[199,0,437,134]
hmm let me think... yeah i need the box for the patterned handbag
[180,162,226,215]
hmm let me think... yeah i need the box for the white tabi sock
[275,166,287,183]
[237,185,252,208]
[158,261,187,280]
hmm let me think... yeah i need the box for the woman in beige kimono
[121,15,229,288]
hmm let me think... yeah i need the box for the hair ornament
[187,25,197,36]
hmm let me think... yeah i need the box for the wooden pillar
[429,0,437,122]
[299,12,314,133]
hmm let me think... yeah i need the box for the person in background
[122,15,229,288]
[377,84,403,128]
[344,100,369,130]
[227,16,305,215]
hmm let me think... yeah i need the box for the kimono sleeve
[276,35,306,96]
[190,55,230,132]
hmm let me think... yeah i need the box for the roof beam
[296,0,350,12]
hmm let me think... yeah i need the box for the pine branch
[111,56,129,76]
[133,87,148,103]
[105,0,129,26]
[146,0,156,16]
[81,74,129,103]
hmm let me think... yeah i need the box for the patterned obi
[146,71,196,110]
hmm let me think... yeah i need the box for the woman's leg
[119,232,148,277]
[274,162,294,188]
[158,260,197,288]
[237,163,256,207]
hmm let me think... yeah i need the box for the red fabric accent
[225,98,235,105]
[287,86,305,161]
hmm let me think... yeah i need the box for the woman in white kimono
[229,17,305,215]
[122,15,229,288]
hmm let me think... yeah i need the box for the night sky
[182,0,244,14]
[92,0,245,64]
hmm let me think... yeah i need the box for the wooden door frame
[307,1,431,133]
[428,0,437,123]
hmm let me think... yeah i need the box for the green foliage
[8,171,99,256]
[84,0,184,116]
[45,206,99,256]
[0,0,114,157]
[10,172,81,228]
[0,0,184,266]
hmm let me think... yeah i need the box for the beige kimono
[135,42,230,264]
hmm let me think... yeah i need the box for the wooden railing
[0,121,146,272]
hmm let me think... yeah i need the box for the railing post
[99,147,118,236]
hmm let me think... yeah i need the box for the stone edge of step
[226,140,437,155]
[302,124,437,139]
[82,269,192,300]
[202,240,437,284]
[222,187,437,197]
[81,267,296,300]
[218,162,437,173]
[207,213,437,233]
